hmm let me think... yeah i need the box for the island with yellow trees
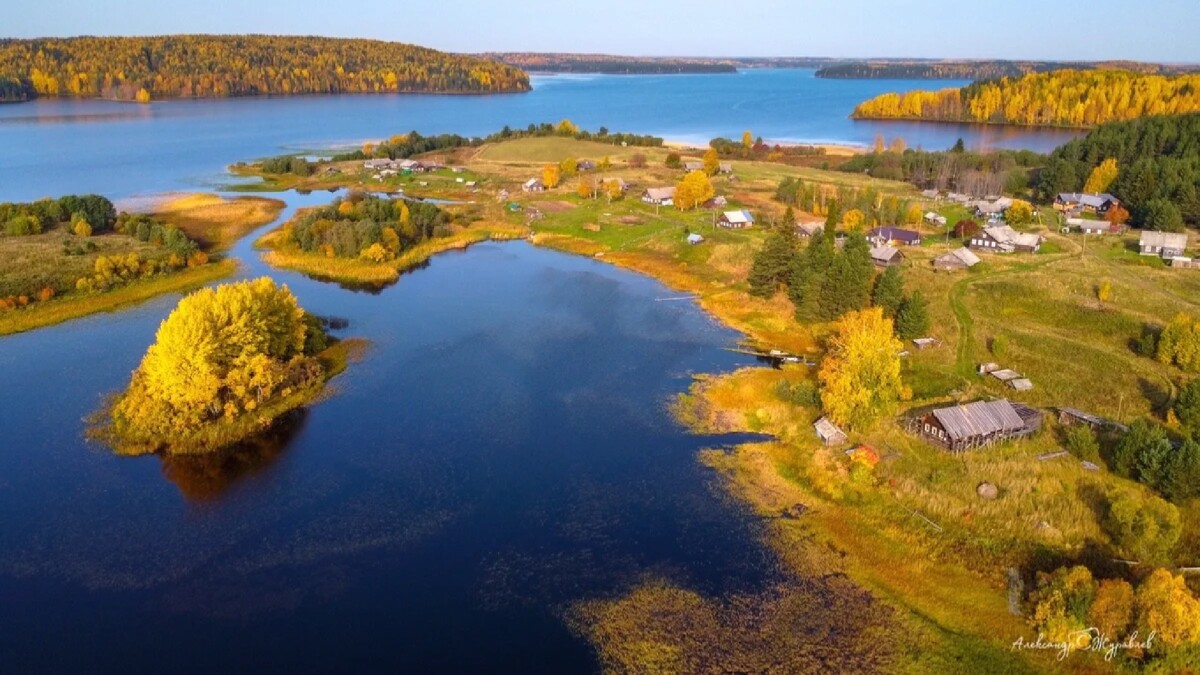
[96,277,360,455]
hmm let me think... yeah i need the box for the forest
[817,60,1199,80]
[286,194,449,261]
[1035,113,1200,228]
[0,35,531,102]
[852,70,1200,128]
[838,144,1044,195]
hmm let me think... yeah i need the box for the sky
[5,0,1199,63]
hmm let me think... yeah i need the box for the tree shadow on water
[158,409,308,503]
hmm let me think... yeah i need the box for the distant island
[816,59,1200,80]
[0,35,530,103]
[852,69,1200,127]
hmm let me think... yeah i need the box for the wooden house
[869,245,905,267]
[718,162,734,174]
[683,161,704,172]
[641,187,676,206]
[718,210,755,229]
[917,399,1042,452]
[1139,231,1188,259]
[522,178,546,193]
[924,211,948,227]
[576,159,597,171]
[795,220,824,239]
[687,233,705,245]
[932,247,981,271]
[969,225,1042,253]
[1055,192,1119,215]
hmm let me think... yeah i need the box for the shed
[933,247,981,271]
[814,417,848,446]
[990,369,1021,382]
[687,233,704,245]
[1008,378,1033,391]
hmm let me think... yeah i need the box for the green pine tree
[872,266,905,318]
[895,291,930,340]
[790,229,834,321]
[748,218,798,298]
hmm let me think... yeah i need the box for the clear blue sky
[6,0,1199,63]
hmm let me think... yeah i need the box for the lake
[0,69,1082,202]
[0,70,1078,671]
[0,192,778,670]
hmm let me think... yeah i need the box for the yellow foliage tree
[559,156,578,178]
[1088,578,1134,639]
[674,171,715,211]
[360,242,392,262]
[72,218,92,237]
[108,278,321,453]
[1135,569,1200,646]
[1084,158,1119,194]
[1006,199,1035,226]
[703,147,720,176]
[842,209,866,231]
[134,87,151,104]
[576,178,596,199]
[904,204,924,225]
[542,164,560,189]
[818,307,904,429]
[555,118,579,136]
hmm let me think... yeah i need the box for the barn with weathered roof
[916,399,1042,452]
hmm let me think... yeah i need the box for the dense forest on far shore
[818,59,1200,80]
[0,35,531,103]
[852,70,1200,128]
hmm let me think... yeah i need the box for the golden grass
[0,259,237,336]
[153,193,285,251]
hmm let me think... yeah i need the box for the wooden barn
[916,399,1042,452]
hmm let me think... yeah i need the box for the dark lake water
[0,69,1082,202]
[0,192,780,671]
[0,71,1080,671]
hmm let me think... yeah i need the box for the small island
[97,277,358,455]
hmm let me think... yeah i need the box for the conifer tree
[872,266,905,318]
[895,291,930,340]
[748,220,797,298]
[790,229,834,321]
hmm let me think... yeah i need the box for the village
[238,129,1200,670]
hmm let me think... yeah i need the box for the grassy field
[152,193,285,251]
[0,224,164,298]
[0,258,236,336]
[0,192,280,336]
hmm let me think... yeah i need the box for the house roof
[931,399,1027,442]
[721,210,755,225]
[867,227,921,244]
[524,178,543,188]
[814,416,847,442]
[795,221,824,236]
[719,162,733,171]
[870,245,902,263]
[984,225,1042,248]
[644,187,676,200]
[948,247,981,266]
[1140,230,1188,249]
[687,233,704,243]
[683,161,704,170]
[1058,192,1118,208]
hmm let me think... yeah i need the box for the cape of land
[0,35,531,103]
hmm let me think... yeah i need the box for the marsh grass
[152,193,285,251]
[0,258,237,336]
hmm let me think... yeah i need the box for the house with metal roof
[916,399,1043,452]
[1139,231,1188,259]
[866,227,921,247]
[968,225,1042,253]
[1055,192,1119,214]
[641,186,676,206]
[522,178,546,192]
[718,210,755,229]
[870,245,905,267]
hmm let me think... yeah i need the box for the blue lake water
[0,70,1081,671]
[0,69,1081,202]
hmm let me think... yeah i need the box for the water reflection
[159,410,308,502]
